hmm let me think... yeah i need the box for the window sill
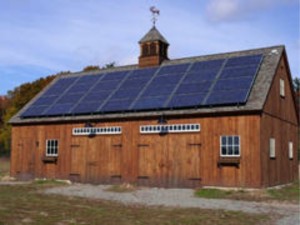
[218,157,240,168]
[42,156,58,163]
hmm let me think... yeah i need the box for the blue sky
[0,0,299,95]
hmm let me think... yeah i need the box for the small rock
[40,211,49,217]
[22,218,33,223]
[1,176,16,182]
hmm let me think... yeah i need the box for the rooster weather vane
[150,6,160,26]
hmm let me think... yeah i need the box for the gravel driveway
[45,184,299,225]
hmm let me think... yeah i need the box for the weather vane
[150,6,160,26]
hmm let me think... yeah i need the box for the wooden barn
[9,26,298,188]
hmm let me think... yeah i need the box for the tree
[0,72,64,155]
[82,65,100,72]
[103,62,115,69]
[293,77,300,92]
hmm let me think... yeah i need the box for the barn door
[138,135,168,187]
[168,134,201,188]
[70,137,85,182]
[85,135,122,184]
[16,139,36,180]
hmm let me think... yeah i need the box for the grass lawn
[195,180,300,204]
[0,183,270,225]
[0,157,10,178]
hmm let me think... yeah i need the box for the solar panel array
[21,54,263,118]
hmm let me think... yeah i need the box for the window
[72,126,122,136]
[280,79,285,97]
[46,139,58,157]
[140,124,201,134]
[288,142,293,159]
[150,43,156,55]
[220,136,240,157]
[142,44,149,56]
[270,138,276,158]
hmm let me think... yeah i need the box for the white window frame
[288,142,293,159]
[280,79,285,97]
[270,138,276,158]
[140,124,200,134]
[46,139,58,157]
[72,126,122,136]
[220,136,240,157]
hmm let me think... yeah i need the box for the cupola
[138,7,169,68]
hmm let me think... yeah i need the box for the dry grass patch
[105,183,138,193]
[0,183,271,225]
[195,180,299,204]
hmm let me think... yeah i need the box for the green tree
[293,77,300,91]
[103,62,115,69]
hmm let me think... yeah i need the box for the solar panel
[176,82,212,95]
[157,63,189,75]
[57,94,83,104]
[77,75,101,84]
[22,106,49,117]
[189,59,224,72]
[101,99,133,112]
[122,78,150,87]
[71,102,101,114]
[127,68,157,80]
[101,71,128,81]
[32,96,58,106]
[213,77,253,91]
[81,91,111,102]
[219,65,258,79]
[225,54,262,68]
[142,85,176,97]
[93,80,121,90]
[132,96,168,110]
[111,88,143,99]
[183,69,219,83]
[150,73,183,86]
[167,93,206,108]
[44,103,73,116]
[206,89,249,105]
[20,54,262,118]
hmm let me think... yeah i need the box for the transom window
[220,136,240,157]
[46,139,58,157]
[73,126,122,136]
[140,124,200,134]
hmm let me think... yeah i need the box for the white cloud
[205,0,240,22]
[205,0,299,22]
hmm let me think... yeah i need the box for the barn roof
[10,45,285,124]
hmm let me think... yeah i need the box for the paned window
[140,124,200,134]
[73,126,122,136]
[46,139,58,157]
[220,136,240,157]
